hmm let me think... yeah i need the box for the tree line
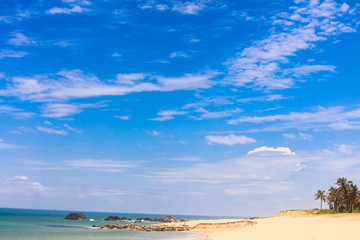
[314,177,360,213]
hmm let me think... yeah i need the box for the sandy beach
[163,210,360,240]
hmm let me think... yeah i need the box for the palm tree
[314,190,326,210]
[327,186,339,213]
[336,177,351,212]
[348,183,360,212]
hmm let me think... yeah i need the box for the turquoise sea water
[0,208,240,240]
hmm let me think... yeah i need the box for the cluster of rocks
[93,223,191,232]
[104,216,132,221]
[65,213,87,220]
[104,215,178,223]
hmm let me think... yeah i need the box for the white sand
[167,211,360,240]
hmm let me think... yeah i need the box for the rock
[249,217,259,219]
[105,216,131,221]
[160,216,178,223]
[94,223,191,232]
[65,213,87,220]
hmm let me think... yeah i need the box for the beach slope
[190,211,360,240]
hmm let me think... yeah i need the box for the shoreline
[85,210,360,240]
[160,210,360,240]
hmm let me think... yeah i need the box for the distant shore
[157,210,360,240]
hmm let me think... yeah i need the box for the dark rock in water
[105,216,131,221]
[65,213,87,220]
[160,216,178,223]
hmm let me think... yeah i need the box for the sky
[0,0,360,217]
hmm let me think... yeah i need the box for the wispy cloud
[0,49,28,59]
[65,159,137,172]
[283,132,313,140]
[163,156,204,162]
[47,6,90,15]
[114,115,130,120]
[138,0,209,15]
[64,124,81,133]
[228,106,360,131]
[149,150,302,185]
[224,181,294,195]
[0,105,35,118]
[1,175,48,195]
[0,70,215,102]
[206,134,256,145]
[194,108,241,119]
[8,33,36,46]
[41,102,105,118]
[237,94,287,103]
[149,110,188,121]
[172,1,206,15]
[37,126,68,135]
[226,0,356,89]
[169,51,190,58]
[146,130,160,136]
[0,139,23,149]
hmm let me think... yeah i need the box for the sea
[0,208,243,240]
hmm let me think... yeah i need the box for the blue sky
[1,0,360,217]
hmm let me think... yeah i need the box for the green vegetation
[315,177,360,213]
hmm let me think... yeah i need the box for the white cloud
[0,105,35,118]
[237,94,287,103]
[41,103,82,118]
[156,4,169,11]
[228,106,360,131]
[0,70,215,102]
[164,156,204,162]
[226,0,356,89]
[114,115,130,120]
[1,176,48,195]
[37,126,68,135]
[111,52,122,58]
[337,144,356,154]
[12,176,29,180]
[41,102,104,118]
[194,108,242,119]
[0,139,23,149]
[150,110,188,121]
[0,49,28,59]
[283,132,312,140]
[64,124,81,133]
[247,146,296,156]
[64,159,137,172]
[8,33,36,46]
[283,133,296,139]
[47,6,90,15]
[146,130,160,136]
[172,1,206,15]
[149,150,301,185]
[115,73,147,85]
[62,0,91,5]
[299,132,313,140]
[206,134,256,146]
[170,51,190,58]
[224,181,294,195]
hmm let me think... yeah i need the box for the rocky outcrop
[94,224,191,232]
[65,213,87,220]
[160,216,178,222]
[104,216,131,221]
[93,220,257,232]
